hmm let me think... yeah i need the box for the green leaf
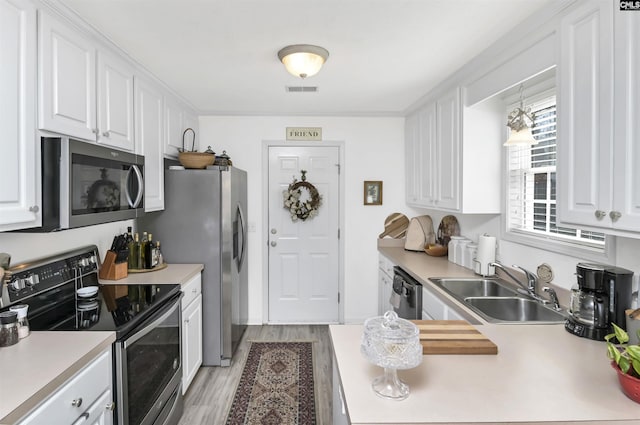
[619,356,631,374]
[605,332,616,342]
[633,358,640,376]
[612,323,629,344]
[607,342,621,362]
[627,345,640,361]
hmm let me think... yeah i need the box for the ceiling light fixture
[504,84,538,147]
[278,44,329,79]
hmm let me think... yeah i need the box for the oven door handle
[123,293,182,348]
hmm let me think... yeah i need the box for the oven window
[126,303,181,425]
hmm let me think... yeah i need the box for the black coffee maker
[565,262,634,340]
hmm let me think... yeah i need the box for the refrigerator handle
[236,204,247,271]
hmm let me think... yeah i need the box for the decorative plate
[437,215,460,247]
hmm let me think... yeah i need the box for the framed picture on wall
[364,181,382,205]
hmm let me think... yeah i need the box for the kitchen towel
[476,234,496,276]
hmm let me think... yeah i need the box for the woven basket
[178,152,215,169]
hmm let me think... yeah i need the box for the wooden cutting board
[378,213,409,239]
[411,320,498,355]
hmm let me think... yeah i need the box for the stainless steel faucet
[490,262,538,296]
[543,286,562,311]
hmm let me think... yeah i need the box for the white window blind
[506,95,605,249]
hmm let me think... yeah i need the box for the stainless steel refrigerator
[139,166,248,366]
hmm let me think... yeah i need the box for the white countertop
[0,332,115,425]
[99,263,203,286]
[331,324,640,424]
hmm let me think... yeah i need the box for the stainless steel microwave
[37,137,145,231]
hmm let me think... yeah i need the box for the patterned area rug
[226,342,316,425]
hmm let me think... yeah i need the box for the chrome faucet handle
[543,286,562,311]
[512,264,538,293]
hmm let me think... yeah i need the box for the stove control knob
[79,258,89,267]
[90,255,97,265]
[11,278,25,291]
[25,274,39,287]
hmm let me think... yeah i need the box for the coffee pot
[565,262,633,340]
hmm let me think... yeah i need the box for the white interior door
[268,145,340,323]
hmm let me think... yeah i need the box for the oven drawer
[181,273,202,308]
[19,348,112,425]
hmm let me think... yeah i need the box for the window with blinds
[506,95,606,249]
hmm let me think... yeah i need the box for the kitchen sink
[430,278,520,299]
[464,297,566,323]
[429,277,566,324]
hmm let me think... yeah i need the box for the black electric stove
[0,245,180,338]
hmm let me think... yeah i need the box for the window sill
[501,229,616,263]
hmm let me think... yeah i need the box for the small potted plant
[605,323,640,403]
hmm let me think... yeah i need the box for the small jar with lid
[9,304,29,339]
[0,310,19,347]
[464,242,478,270]
[454,239,470,266]
[448,236,466,263]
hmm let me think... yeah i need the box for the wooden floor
[179,325,333,425]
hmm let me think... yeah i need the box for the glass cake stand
[360,310,423,400]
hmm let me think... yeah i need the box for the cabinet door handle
[29,205,39,213]
[610,211,621,222]
[79,412,90,420]
[102,131,111,137]
[92,128,99,134]
[270,241,277,247]
[594,210,606,219]
[106,402,116,411]
[71,398,83,407]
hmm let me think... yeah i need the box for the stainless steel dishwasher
[392,267,423,320]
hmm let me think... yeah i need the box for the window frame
[500,88,616,263]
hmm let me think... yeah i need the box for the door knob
[270,241,277,247]
[271,228,277,234]
[594,210,606,219]
[102,131,111,137]
[610,211,621,222]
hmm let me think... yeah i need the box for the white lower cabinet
[422,285,463,321]
[332,355,349,425]
[378,254,395,315]
[19,348,114,425]
[181,273,203,394]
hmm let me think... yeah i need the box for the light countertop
[0,332,115,425]
[365,243,639,423]
[99,263,203,286]
[331,323,640,424]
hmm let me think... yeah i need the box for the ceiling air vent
[285,86,319,93]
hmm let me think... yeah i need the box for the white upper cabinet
[557,0,640,234]
[135,76,165,211]
[611,7,640,232]
[404,112,420,204]
[0,0,40,231]
[97,50,135,151]
[164,95,198,158]
[434,89,460,211]
[38,10,96,142]
[39,11,135,152]
[406,87,499,213]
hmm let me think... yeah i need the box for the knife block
[99,250,128,280]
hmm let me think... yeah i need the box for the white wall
[198,115,406,324]
[0,220,135,265]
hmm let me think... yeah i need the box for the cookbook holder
[99,250,128,280]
